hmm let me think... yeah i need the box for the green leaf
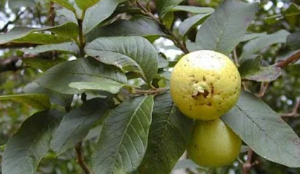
[158,53,169,68]
[283,3,300,26]
[287,31,300,51]
[239,57,282,82]
[240,30,290,60]
[23,42,80,55]
[56,8,77,23]
[154,0,182,17]
[51,98,110,154]
[23,82,73,107]
[92,95,154,174]
[0,94,50,110]
[83,0,129,34]
[2,110,63,174]
[85,36,158,83]
[75,0,99,10]
[51,0,76,12]
[170,5,214,14]
[138,92,193,174]
[36,57,127,94]
[23,57,66,72]
[222,92,300,167]
[12,33,71,44]
[0,22,78,44]
[179,13,211,37]
[85,17,167,42]
[196,1,257,55]
[8,0,34,9]
[241,32,266,42]
[69,81,127,94]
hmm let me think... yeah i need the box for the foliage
[0,0,300,174]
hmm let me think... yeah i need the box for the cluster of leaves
[0,0,300,174]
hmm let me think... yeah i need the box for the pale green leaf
[69,81,126,94]
[222,92,300,167]
[85,36,158,83]
[196,1,257,55]
[75,0,99,10]
[0,94,50,110]
[36,57,127,94]
[92,96,154,174]
[51,98,110,154]
[154,0,182,17]
[56,8,77,23]
[138,92,193,174]
[2,110,63,174]
[51,0,76,12]
[23,42,80,55]
[171,5,214,14]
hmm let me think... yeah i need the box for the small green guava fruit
[187,118,242,167]
[170,50,241,120]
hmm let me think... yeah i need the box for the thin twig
[75,142,92,174]
[49,2,55,26]
[256,82,269,98]
[275,50,300,68]
[0,9,27,33]
[233,48,239,66]
[136,1,189,54]
[281,98,300,117]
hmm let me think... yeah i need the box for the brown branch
[49,2,55,26]
[275,50,300,68]
[281,98,300,117]
[256,82,269,98]
[136,1,189,54]
[75,142,91,174]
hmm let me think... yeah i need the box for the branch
[275,50,300,68]
[281,98,300,117]
[136,1,189,54]
[0,9,27,33]
[75,142,91,174]
[0,56,23,73]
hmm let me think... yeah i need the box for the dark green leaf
[83,0,129,34]
[240,30,290,60]
[222,92,300,167]
[241,32,266,42]
[239,57,282,82]
[138,92,193,174]
[51,0,76,12]
[0,22,78,44]
[158,53,169,68]
[179,13,211,37]
[23,57,66,72]
[36,57,127,94]
[85,36,158,83]
[51,98,110,154]
[154,0,182,17]
[196,1,257,55]
[12,33,71,44]
[92,95,154,174]
[2,110,63,174]
[75,0,98,10]
[170,5,214,14]
[85,17,166,42]
[287,31,300,51]
[0,94,50,110]
[23,82,73,107]
[23,42,80,55]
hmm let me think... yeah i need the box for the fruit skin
[187,118,242,167]
[170,50,241,120]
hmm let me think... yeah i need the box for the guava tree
[0,0,300,174]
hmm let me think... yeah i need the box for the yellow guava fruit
[187,118,242,167]
[170,50,241,120]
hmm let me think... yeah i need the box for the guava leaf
[287,31,300,51]
[36,57,127,94]
[12,33,71,44]
[23,57,66,72]
[154,0,182,17]
[179,13,211,37]
[0,94,50,110]
[0,22,78,44]
[56,8,77,23]
[23,42,80,55]
[51,0,76,12]
[2,110,63,174]
[85,17,167,42]
[222,92,300,167]
[92,96,154,174]
[170,5,214,14]
[23,82,73,107]
[75,0,98,10]
[240,30,290,60]
[241,32,266,42]
[69,81,126,94]
[239,57,282,82]
[196,1,257,55]
[85,36,158,83]
[51,98,110,154]
[8,0,34,9]
[138,92,193,174]
[83,0,129,34]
